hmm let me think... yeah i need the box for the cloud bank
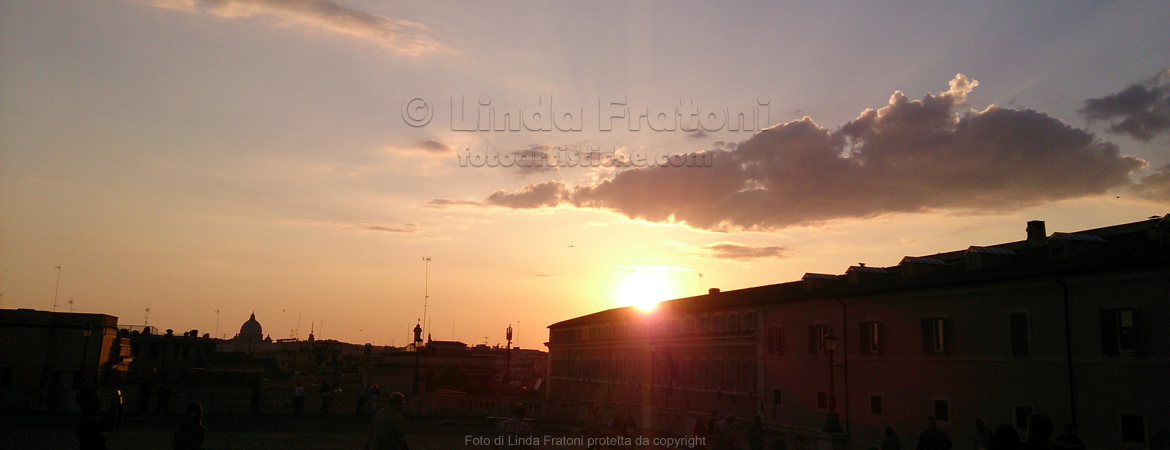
[471,74,1146,231]
[151,0,447,55]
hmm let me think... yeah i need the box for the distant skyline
[2,1,1169,349]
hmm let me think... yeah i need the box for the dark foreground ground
[2,414,698,450]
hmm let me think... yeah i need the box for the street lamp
[504,324,513,385]
[822,328,843,433]
[79,325,93,387]
[412,321,423,394]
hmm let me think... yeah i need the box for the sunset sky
[2,1,1169,349]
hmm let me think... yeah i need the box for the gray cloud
[510,145,560,175]
[480,74,1146,231]
[425,199,481,209]
[1132,163,1170,201]
[703,242,786,261]
[151,0,447,55]
[416,140,450,154]
[1080,70,1170,141]
[363,224,418,233]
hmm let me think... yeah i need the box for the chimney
[1027,220,1046,246]
[708,288,721,295]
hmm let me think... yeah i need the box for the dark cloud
[417,140,450,153]
[686,130,709,140]
[481,75,1145,231]
[425,199,481,209]
[1080,70,1170,141]
[703,242,786,261]
[510,145,560,175]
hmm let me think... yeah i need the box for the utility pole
[215,310,220,340]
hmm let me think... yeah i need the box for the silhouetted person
[992,424,1021,450]
[49,376,64,415]
[693,415,709,449]
[364,391,409,450]
[748,415,766,450]
[1026,415,1053,450]
[76,387,123,450]
[138,382,152,415]
[1052,423,1085,450]
[775,434,789,450]
[917,417,953,450]
[156,382,172,415]
[250,382,263,415]
[883,427,903,450]
[585,408,602,450]
[319,380,332,415]
[356,382,370,416]
[496,402,533,450]
[172,402,207,450]
[293,382,305,415]
[974,419,993,450]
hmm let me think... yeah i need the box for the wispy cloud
[149,0,448,56]
[702,242,786,261]
[425,199,481,209]
[612,264,695,274]
[284,220,419,233]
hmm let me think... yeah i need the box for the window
[729,314,740,331]
[700,316,710,333]
[808,324,828,354]
[1015,406,1033,430]
[934,399,950,423]
[713,315,725,332]
[1121,414,1146,443]
[745,312,757,330]
[1010,313,1030,357]
[767,327,783,355]
[817,391,828,410]
[1100,309,1139,355]
[921,318,951,354]
[870,395,883,414]
[860,321,882,355]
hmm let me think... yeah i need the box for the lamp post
[412,321,423,394]
[822,328,843,433]
[79,325,93,387]
[504,324,513,386]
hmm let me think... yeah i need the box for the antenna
[144,307,150,326]
[698,272,704,294]
[215,310,220,340]
[68,299,74,313]
[52,266,62,312]
[422,256,432,337]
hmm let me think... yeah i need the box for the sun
[616,273,676,311]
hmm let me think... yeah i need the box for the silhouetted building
[546,217,1170,450]
[0,309,121,411]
